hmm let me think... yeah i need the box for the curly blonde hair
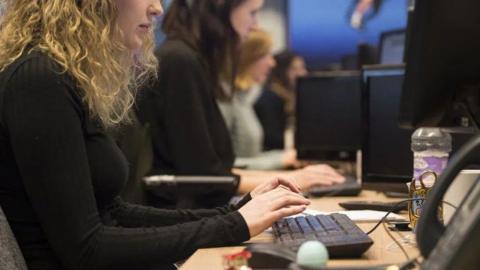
[0,0,158,127]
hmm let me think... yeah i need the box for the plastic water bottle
[411,128,452,183]
[409,128,452,230]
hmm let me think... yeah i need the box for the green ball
[296,241,329,269]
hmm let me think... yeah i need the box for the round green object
[296,241,329,269]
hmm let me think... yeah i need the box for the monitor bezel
[361,64,412,184]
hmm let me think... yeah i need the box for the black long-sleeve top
[136,39,238,208]
[0,52,250,270]
[254,87,287,151]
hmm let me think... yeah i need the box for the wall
[257,0,288,53]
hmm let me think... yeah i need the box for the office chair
[0,204,28,270]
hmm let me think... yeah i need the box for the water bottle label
[409,154,448,231]
[413,155,449,186]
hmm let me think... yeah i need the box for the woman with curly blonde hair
[0,1,310,269]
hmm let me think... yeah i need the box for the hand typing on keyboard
[282,164,346,190]
[250,177,302,198]
[238,187,311,237]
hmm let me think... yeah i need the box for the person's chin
[126,39,143,53]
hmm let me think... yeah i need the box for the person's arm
[136,44,238,207]
[155,46,234,175]
[109,194,252,227]
[5,57,249,270]
[234,150,285,170]
[234,164,346,194]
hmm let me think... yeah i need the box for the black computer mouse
[246,243,297,269]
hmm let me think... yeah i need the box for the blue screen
[289,0,408,69]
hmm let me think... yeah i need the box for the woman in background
[219,29,344,188]
[137,0,265,208]
[218,29,297,170]
[255,51,308,151]
[137,0,344,209]
[0,0,309,269]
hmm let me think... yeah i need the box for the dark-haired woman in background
[255,52,308,151]
[137,0,265,209]
[137,0,344,209]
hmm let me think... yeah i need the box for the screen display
[289,0,408,69]
[296,74,362,159]
[366,73,413,181]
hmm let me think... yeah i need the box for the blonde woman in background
[218,29,345,183]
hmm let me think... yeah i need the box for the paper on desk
[301,209,407,222]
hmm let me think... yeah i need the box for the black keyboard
[308,176,362,197]
[272,213,373,257]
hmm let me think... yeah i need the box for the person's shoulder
[156,39,202,66]
[7,51,67,85]
[4,51,83,108]
[257,87,283,103]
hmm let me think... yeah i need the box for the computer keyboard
[308,176,362,197]
[272,213,373,257]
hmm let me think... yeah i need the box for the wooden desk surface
[180,190,420,270]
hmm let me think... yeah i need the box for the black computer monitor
[399,0,480,128]
[361,65,480,193]
[378,29,406,65]
[398,0,480,260]
[361,65,413,191]
[295,71,362,161]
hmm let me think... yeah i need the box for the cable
[366,198,457,235]
[398,256,421,270]
[383,221,410,260]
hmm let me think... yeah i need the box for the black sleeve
[4,57,250,270]
[110,193,252,227]
[254,93,285,150]
[142,47,233,175]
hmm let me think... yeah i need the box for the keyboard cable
[365,198,457,235]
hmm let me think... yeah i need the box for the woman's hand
[285,164,345,190]
[250,177,301,198]
[281,149,298,168]
[238,187,310,237]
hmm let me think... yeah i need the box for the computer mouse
[246,243,297,269]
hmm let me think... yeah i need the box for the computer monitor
[295,71,362,161]
[361,65,413,191]
[361,65,480,193]
[378,29,406,65]
[399,0,480,260]
[399,0,480,129]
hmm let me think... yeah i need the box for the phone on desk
[416,136,480,270]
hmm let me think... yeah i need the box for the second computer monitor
[296,72,362,161]
[378,29,406,65]
[362,65,413,187]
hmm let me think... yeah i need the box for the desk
[180,190,420,270]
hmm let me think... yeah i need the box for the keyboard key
[287,218,301,234]
[306,215,326,232]
[272,214,374,257]
[296,217,314,234]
